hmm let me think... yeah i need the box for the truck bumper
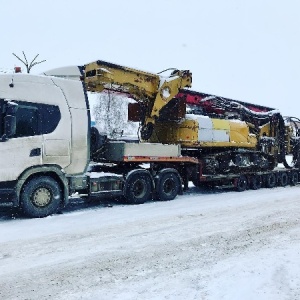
[0,183,18,206]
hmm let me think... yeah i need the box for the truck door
[0,101,43,182]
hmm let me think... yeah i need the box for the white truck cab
[0,72,90,217]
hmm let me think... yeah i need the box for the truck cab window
[15,106,39,137]
[6,100,61,138]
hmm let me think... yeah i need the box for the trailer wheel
[278,172,288,187]
[157,172,181,201]
[236,175,248,192]
[125,172,152,204]
[290,172,299,186]
[265,173,276,188]
[21,176,62,218]
[250,175,262,190]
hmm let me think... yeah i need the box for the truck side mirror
[1,115,16,141]
[1,101,18,141]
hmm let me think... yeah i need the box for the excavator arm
[83,60,192,139]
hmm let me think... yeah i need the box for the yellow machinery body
[83,60,192,133]
[149,115,257,148]
[83,60,299,168]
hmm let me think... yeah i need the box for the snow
[88,172,123,179]
[99,67,112,74]
[161,87,171,99]
[227,101,280,117]
[186,114,210,120]
[1,185,300,299]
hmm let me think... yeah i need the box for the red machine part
[175,89,274,116]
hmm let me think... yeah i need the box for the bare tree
[93,92,138,138]
[12,51,46,73]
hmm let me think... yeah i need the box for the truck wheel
[236,175,248,192]
[21,176,62,218]
[157,172,181,201]
[278,172,288,187]
[251,174,262,190]
[265,173,276,188]
[125,173,152,204]
[290,171,299,186]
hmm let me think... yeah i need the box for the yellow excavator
[46,59,300,175]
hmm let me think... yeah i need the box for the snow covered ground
[0,185,300,300]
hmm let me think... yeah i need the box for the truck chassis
[75,153,300,206]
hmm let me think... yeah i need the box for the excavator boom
[84,60,160,98]
[83,60,192,139]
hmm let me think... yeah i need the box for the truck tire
[265,173,276,188]
[250,174,262,190]
[21,176,62,218]
[290,171,299,186]
[278,172,288,187]
[156,172,181,201]
[125,172,152,204]
[236,175,248,192]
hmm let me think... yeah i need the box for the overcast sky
[1,0,300,116]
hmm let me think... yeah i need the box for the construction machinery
[83,61,300,176]
[80,60,300,193]
[145,89,300,175]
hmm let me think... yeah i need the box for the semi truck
[0,59,299,218]
[0,60,192,217]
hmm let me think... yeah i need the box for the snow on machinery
[83,61,300,176]
[81,60,300,193]
[137,89,300,175]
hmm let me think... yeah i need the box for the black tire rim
[267,174,276,187]
[132,179,147,198]
[291,172,298,185]
[252,175,262,189]
[163,178,175,196]
[280,173,288,186]
[237,176,247,191]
